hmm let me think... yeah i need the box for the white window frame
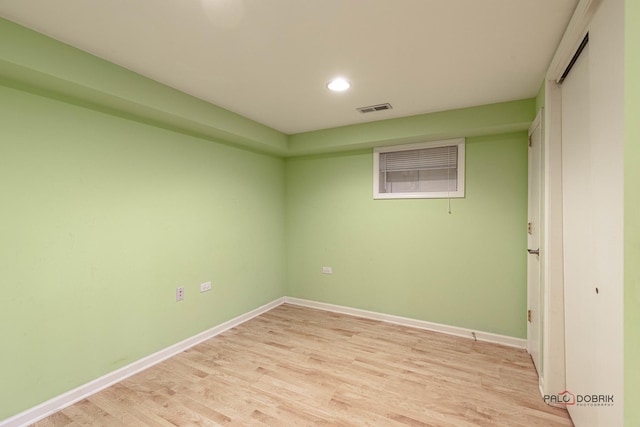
[373,138,465,199]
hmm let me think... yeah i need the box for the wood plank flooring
[32,304,573,426]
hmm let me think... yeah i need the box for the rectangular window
[373,138,465,199]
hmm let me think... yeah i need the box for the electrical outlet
[200,281,212,292]
[322,266,333,274]
[176,286,184,301]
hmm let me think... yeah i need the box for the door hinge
[528,135,533,147]
[528,222,533,235]
[528,310,532,322]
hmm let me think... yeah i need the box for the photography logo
[545,390,576,407]
[544,390,614,407]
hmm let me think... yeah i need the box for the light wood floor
[33,304,573,426]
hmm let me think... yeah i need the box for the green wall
[0,17,288,156]
[0,84,286,419]
[285,132,528,338]
[625,0,640,425]
[289,99,534,156]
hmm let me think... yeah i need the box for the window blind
[374,139,464,199]
[379,145,458,173]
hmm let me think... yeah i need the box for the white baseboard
[3,295,527,426]
[0,297,285,427]
[284,297,527,349]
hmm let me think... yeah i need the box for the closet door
[561,1,624,425]
[561,41,597,426]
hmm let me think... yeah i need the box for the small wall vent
[356,103,393,113]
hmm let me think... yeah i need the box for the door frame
[527,109,543,376]
[536,0,603,399]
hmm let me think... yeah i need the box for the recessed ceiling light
[327,77,351,92]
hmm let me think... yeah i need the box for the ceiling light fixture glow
[327,77,351,92]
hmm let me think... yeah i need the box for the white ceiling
[0,0,577,134]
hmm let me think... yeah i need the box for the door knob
[528,248,540,255]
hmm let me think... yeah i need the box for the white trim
[0,297,286,427]
[373,138,465,200]
[526,108,544,369]
[546,0,602,82]
[284,297,527,349]
[528,108,544,139]
[539,81,567,397]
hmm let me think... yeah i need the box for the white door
[527,110,542,375]
[562,42,596,426]
[554,1,624,425]
[561,15,623,422]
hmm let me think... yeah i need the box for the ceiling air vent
[356,103,393,114]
